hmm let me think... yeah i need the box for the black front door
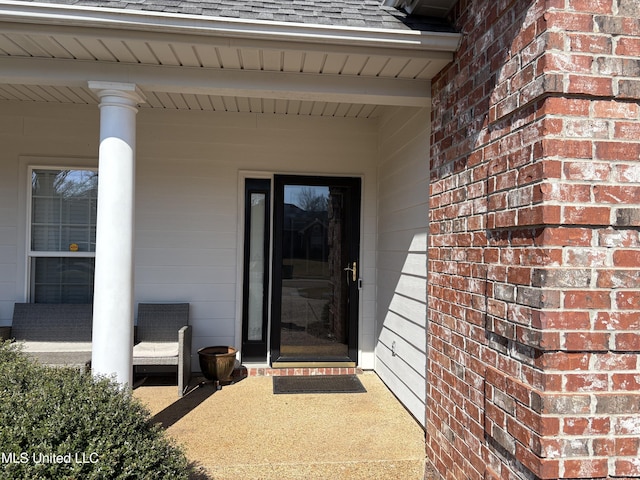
[271,175,361,365]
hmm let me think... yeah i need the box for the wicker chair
[133,303,192,396]
[9,303,93,372]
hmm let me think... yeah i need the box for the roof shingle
[23,0,455,32]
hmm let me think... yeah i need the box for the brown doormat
[273,375,366,394]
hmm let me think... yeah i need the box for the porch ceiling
[0,1,461,118]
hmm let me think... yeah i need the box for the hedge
[0,341,191,479]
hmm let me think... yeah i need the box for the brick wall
[428,0,640,478]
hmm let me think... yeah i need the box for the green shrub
[0,341,190,479]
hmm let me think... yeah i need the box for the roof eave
[0,0,462,52]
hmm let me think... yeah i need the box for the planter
[198,346,237,382]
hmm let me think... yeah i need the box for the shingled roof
[17,0,454,31]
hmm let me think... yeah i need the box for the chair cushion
[133,342,179,358]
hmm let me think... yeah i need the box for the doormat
[273,375,366,394]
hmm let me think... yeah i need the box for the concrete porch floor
[133,372,426,479]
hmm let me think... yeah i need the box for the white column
[89,82,145,387]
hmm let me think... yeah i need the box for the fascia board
[0,20,454,61]
[0,0,462,52]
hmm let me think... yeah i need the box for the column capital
[88,81,146,108]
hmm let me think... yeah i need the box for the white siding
[134,109,379,359]
[0,102,100,323]
[376,106,429,426]
[0,101,379,370]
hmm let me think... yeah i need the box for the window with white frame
[28,168,98,303]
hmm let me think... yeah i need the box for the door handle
[344,261,357,282]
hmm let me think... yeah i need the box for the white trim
[27,164,99,255]
[22,159,99,302]
[28,252,96,258]
[0,1,462,52]
[0,20,454,60]
[21,160,99,302]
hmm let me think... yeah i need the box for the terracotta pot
[198,346,237,382]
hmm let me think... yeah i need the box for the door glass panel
[279,184,350,359]
[247,192,266,341]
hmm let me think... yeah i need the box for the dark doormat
[273,375,366,394]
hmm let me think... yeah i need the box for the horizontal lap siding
[0,103,379,369]
[0,103,99,323]
[135,141,240,349]
[134,109,380,359]
[0,202,17,322]
[376,106,429,426]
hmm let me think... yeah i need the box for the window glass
[29,168,97,303]
[31,169,98,252]
[247,192,266,341]
[32,257,95,304]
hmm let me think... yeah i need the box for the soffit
[0,1,461,118]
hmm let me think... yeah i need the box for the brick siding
[428,0,640,478]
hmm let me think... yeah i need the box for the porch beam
[90,81,145,388]
[0,56,431,107]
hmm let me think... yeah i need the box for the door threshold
[272,361,356,369]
